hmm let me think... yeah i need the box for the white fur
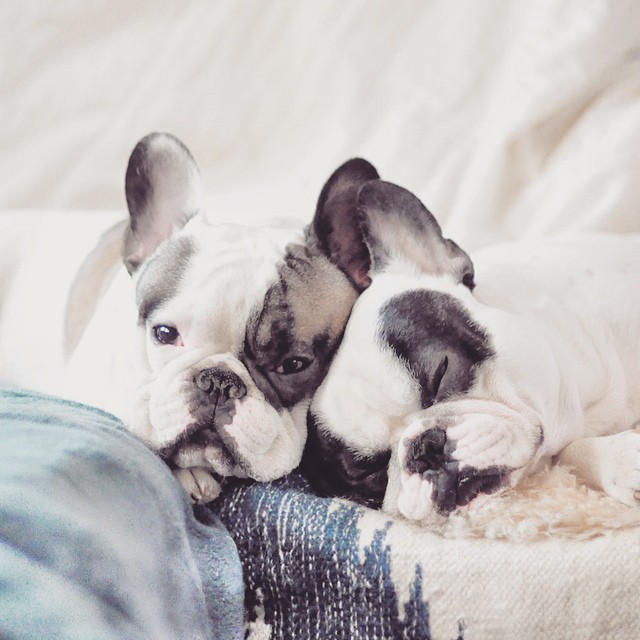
[313,232,640,520]
[0,210,310,503]
[66,219,303,429]
[557,428,640,507]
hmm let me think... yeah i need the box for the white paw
[394,400,542,518]
[599,430,640,507]
[396,470,442,522]
[446,410,540,473]
[173,467,222,504]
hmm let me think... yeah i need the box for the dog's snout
[194,367,247,402]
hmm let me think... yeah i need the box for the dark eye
[462,271,475,290]
[153,325,180,345]
[275,356,313,375]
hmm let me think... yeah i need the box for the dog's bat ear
[357,181,475,289]
[123,133,203,274]
[309,158,380,291]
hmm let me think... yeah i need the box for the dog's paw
[396,424,511,520]
[593,430,640,507]
[556,429,640,507]
[395,401,542,520]
[446,409,540,472]
[173,467,222,504]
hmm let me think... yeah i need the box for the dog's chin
[160,423,247,478]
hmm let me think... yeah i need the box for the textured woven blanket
[213,472,640,640]
[0,388,244,640]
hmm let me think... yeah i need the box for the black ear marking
[357,180,474,284]
[308,158,380,291]
[123,132,202,274]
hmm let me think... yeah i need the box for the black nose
[194,367,247,403]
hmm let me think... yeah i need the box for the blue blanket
[212,474,439,640]
[211,460,640,640]
[0,388,244,640]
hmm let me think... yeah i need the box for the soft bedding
[0,388,244,640]
[212,469,640,639]
[3,2,640,640]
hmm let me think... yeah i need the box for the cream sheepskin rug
[427,463,640,542]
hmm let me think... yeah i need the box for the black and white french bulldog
[0,134,384,502]
[302,176,640,523]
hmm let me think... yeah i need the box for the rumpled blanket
[213,473,640,640]
[0,388,244,640]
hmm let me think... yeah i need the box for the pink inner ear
[353,269,372,291]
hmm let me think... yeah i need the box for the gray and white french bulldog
[0,133,383,502]
[302,176,640,523]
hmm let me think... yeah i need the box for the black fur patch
[243,246,350,409]
[378,290,494,408]
[300,412,390,509]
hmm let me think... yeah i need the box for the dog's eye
[153,324,181,345]
[275,357,312,375]
[462,270,475,290]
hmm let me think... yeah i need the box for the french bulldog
[0,134,383,502]
[301,176,640,523]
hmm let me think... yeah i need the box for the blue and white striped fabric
[213,473,640,640]
[214,474,458,640]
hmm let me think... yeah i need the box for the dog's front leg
[556,428,640,507]
[388,399,544,522]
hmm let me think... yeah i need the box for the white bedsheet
[2,1,640,249]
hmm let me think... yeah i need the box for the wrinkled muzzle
[131,351,305,481]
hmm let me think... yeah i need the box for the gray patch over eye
[378,290,494,408]
[243,242,358,408]
[136,236,195,323]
